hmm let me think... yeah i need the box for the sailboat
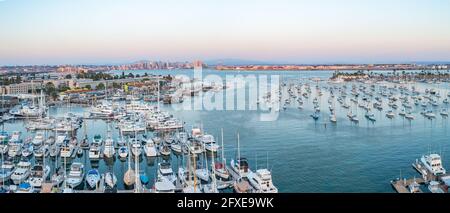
[195,151,211,182]
[203,146,219,193]
[231,133,253,193]
[329,111,337,123]
[80,121,89,149]
[123,137,135,187]
[177,148,201,193]
[104,172,117,189]
[214,129,230,180]
[103,125,115,158]
[144,137,157,157]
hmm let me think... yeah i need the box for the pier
[391,178,425,193]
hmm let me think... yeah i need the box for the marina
[2,69,450,193]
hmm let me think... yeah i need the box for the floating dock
[391,178,425,193]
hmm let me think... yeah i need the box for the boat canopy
[19,182,31,189]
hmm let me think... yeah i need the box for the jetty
[391,178,425,193]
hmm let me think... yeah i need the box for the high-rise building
[193,60,203,70]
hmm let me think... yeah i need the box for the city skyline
[1,0,450,65]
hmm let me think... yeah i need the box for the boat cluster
[263,79,450,124]
[1,98,278,193]
[0,125,278,193]
[89,100,184,132]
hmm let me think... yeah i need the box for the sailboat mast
[237,132,241,177]
[1,148,3,187]
[157,77,160,111]
[193,152,197,192]
[210,145,217,191]
[221,128,225,164]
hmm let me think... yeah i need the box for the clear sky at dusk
[1,0,450,65]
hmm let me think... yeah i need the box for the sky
[1,0,450,65]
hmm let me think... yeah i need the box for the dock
[391,178,425,193]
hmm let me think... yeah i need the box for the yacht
[170,141,183,153]
[158,162,176,184]
[89,104,114,118]
[11,160,32,185]
[118,146,128,159]
[247,169,278,193]
[8,132,22,157]
[177,131,189,144]
[54,119,77,133]
[154,177,176,193]
[54,132,67,146]
[92,135,103,146]
[154,120,184,131]
[60,139,75,158]
[88,144,101,160]
[34,144,49,158]
[8,141,23,157]
[159,144,171,156]
[420,154,446,176]
[118,120,146,134]
[188,140,203,155]
[26,118,54,131]
[143,138,157,157]
[28,164,50,189]
[21,143,33,158]
[199,134,220,152]
[103,135,115,158]
[31,131,45,147]
[66,162,84,188]
[230,158,250,178]
[0,161,15,183]
[10,104,45,118]
[130,138,142,157]
[86,169,101,189]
